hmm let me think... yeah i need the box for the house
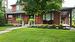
[5,3,75,27]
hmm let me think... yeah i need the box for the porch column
[22,20,24,26]
[22,14,24,26]
[69,10,72,27]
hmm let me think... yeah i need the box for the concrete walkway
[65,26,75,30]
[0,26,25,34]
[70,27,75,31]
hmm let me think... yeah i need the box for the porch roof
[61,7,75,11]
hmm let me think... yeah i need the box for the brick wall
[54,12,60,25]
[23,15,29,24]
[35,15,43,24]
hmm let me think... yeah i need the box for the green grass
[0,27,8,31]
[0,26,13,31]
[0,28,75,42]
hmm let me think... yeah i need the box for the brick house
[6,4,74,26]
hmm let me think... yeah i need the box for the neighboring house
[6,4,25,26]
[6,3,75,26]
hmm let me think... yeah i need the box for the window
[43,13,53,21]
[46,14,51,21]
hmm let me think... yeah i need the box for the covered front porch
[6,10,72,27]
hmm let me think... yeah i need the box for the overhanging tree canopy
[18,0,63,15]
[0,0,3,17]
[0,0,2,8]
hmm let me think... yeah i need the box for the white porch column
[22,20,24,26]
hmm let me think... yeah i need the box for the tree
[0,0,2,8]
[18,0,63,15]
[0,0,6,26]
[0,10,5,26]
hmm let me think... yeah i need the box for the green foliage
[72,20,75,26]
[0,26,12,31]
[0,0,7,26]
[19,0,63,15]
[16,18,22,21]
[40,24,49,28]
[58,25,63,29]
[72,25,75,28]
[0,0,6,26]
[0,0,2,9]
[50,24,56,29]
[0,10,5,26]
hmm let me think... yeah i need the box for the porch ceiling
[61,7,75,11]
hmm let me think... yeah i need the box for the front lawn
[0,26,13,31]
[0,27,8,31]
[0,28,75,42]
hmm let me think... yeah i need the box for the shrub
[0,17,6,26]
[58,25,63,29]
[50,24,56,29]
[39,24,49,28]
[72,25,75,28]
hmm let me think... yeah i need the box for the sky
[8,0,17,9]
[63,0,75,7]
[8,0,75,9]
